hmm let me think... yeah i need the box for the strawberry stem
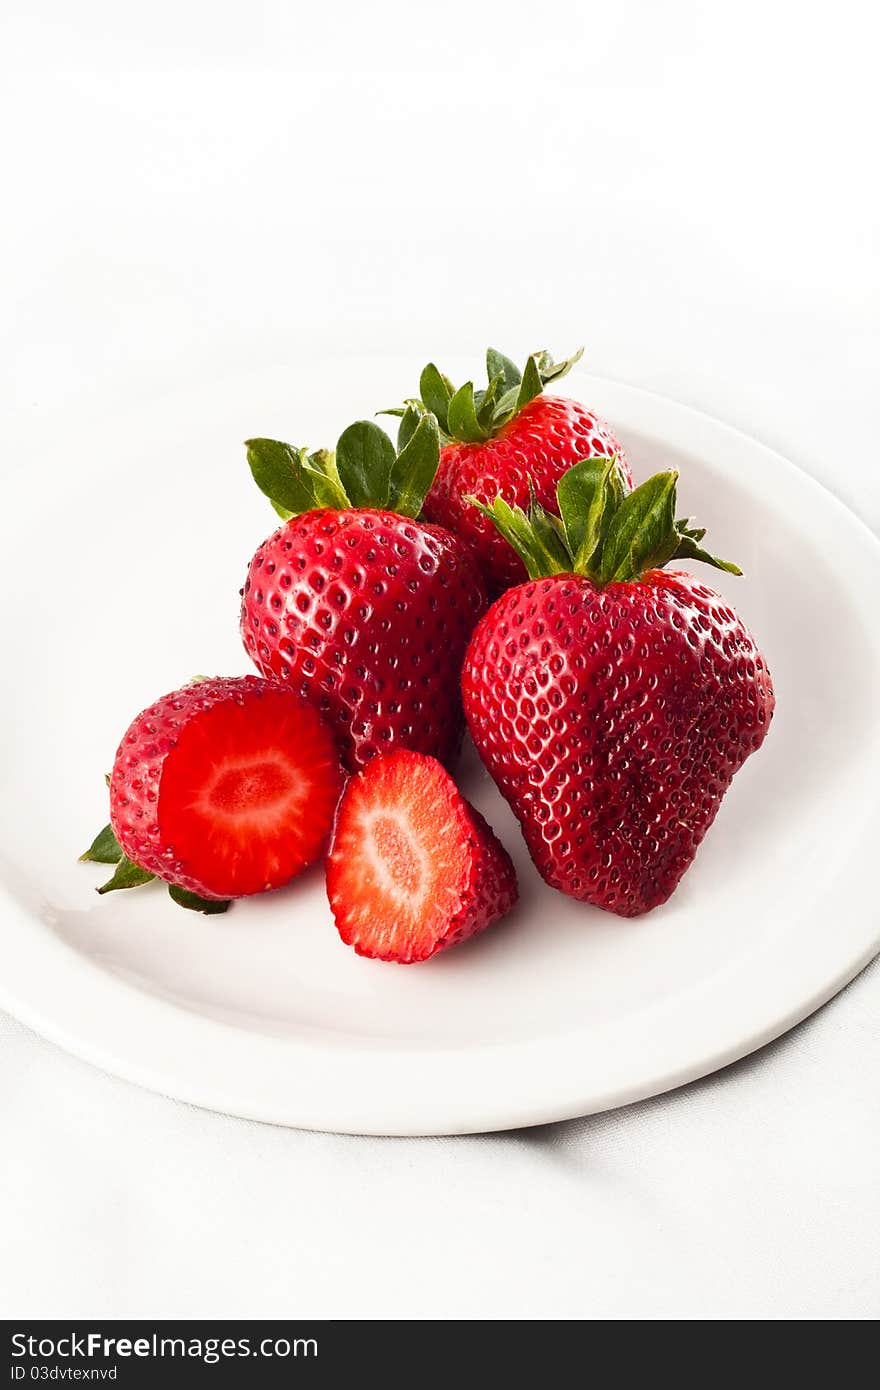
[246,413,442,521]
[400,346,584,445]
[472,457,742,586]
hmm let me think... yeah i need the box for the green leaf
[475,373,503,430]
[397,402,424,453]
[388,411,441,518]
[447,382,490,443]
[489,346,584,429]
[246,439,348,515]
[168,884,231,914]
[676,519,707,544]
[307,447,337,476]
[598,471,680,584]
[299,450,348,507]
[247,439,313,513]
[419,364,454,435]
[672,533,743,576]
[514,354,545,414]
[334,421,396,509]
[470,497,544,578]
[491,385,521,424]
[468,495,570,580]
[528,500,574,574]
[485,348,521,394]
[80,823,122,865]
[556,456,617,573]
[97,854,155,894]
[597,464,626,551]
[537,346,584,385]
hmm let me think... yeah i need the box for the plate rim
[1,370,878,1136]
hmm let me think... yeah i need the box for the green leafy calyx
[96,853,155,894]
[246,411,441,521]
[80,822,124,865]
[390,346,584,444]
[471,457,742,586]
[82,805,230,913]
[167,885,231,915]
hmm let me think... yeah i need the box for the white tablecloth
[2,0,878,1320]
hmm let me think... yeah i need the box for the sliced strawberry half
[108,677,345,901]
[326,750,518,963]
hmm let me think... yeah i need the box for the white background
[1,0,878,1320]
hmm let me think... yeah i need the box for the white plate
[1,366,878,1135]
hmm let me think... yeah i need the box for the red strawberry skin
[326,749,518,963]
[423,396,634,594]
[241,509,486,773]
[109,676,343,899]
[462,572,774,916]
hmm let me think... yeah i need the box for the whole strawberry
[81,676,344,911]
[394,347,633,594]
[462,458,775,917]
[242,411,486,771]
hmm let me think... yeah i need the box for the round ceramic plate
[1,365,878,1135]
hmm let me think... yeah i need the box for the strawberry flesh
[110,677,344,899]
[326,750,518,963]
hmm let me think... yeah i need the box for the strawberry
[242,412,486,772]
[82,676,344,910]
[326,750,517,963]
[461,458,775,917]
[394,347,633,594]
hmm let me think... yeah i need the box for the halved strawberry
[91,676,345,908]
[326,750,517,963]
